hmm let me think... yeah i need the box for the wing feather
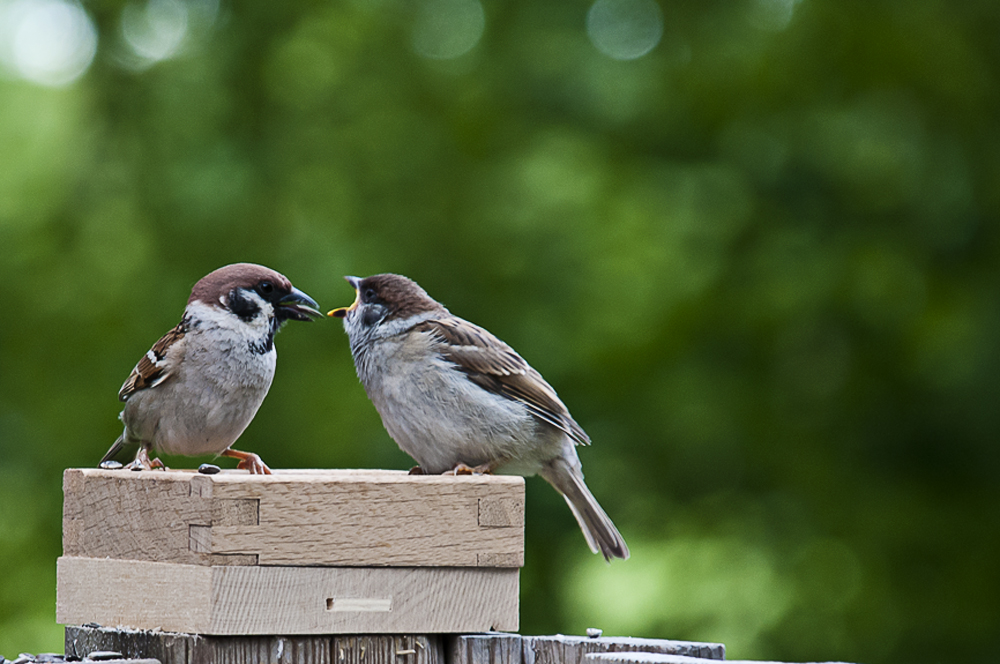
[118,320,188,401]
[413,318,591,445]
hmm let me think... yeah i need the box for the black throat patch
[228,288,261,322]
[228,287,279,354]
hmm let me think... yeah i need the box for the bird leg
[222,448,272,475]
[124,446,166,471]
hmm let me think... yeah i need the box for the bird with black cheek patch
[100,263,322,474]
[330,274,629,560]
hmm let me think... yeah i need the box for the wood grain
[63,469,524,567]
[448,634,726,664]
[523,636,725,664]
[207,471,523,567]
[65,625,447,664]
[63,468,213,565]
[587,657,732,664]
[588,653,858,664]
[65,628,736,664]
[57,556,519,634]
[66,625,212,664]
[449,633,523,664]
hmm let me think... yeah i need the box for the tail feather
[540,459,630,561]
[100,432,137,466]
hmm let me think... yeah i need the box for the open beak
[328,276,361,319]
[277,287,323,321]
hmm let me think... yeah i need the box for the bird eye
[363,288,378,303]
[259,281,274,294]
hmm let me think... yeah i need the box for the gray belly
[368,358,554,474]
[123,361,274,457]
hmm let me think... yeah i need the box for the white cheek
[190,297,274,334]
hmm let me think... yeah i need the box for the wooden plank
[63,469,524,567]
[524,636,725,664]
[330,635,445,664]
[57,556,213,632]
[587,653,859,664]
[200,635,331,664]
[449,633,523,664]
[57,557,519,635]
[587,657,720,664]
[65,629,757,664]
[65,625,447,664]
[450,635,726,664]
[66,625,207,664]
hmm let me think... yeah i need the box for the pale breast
[361,329,544,474]
[123,317,277,457]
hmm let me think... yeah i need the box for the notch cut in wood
[327,598,393,612]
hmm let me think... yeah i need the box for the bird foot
[236,455,271,475]
[444,462,494,476]
[222,448,272,475]
[124,449,167,471]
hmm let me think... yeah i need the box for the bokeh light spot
[0,0,97,86]
[747,0,801,31]
[586,0,663,61]
[567,537,795,659]
[411,0,485,60]
[121,0,188,64]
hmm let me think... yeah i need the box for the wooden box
[57,468,524,634]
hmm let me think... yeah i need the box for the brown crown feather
[359,274,447,321]
[188,263,292,306]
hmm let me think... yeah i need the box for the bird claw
[444,462,493,476]
[236,455,272,475]
[123,449,167,471]
[222,448,272,475]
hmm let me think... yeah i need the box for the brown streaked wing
[118,321,187,402]
[497,366,591,445]
[414,317,591,445]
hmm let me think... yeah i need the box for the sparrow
[330,274,629,560]
[100,263,322,474]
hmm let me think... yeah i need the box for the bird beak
[277,287,323,321]
[328,276,361,319]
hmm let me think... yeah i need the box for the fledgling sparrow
[100,263,322,474]
[330,274,629,560]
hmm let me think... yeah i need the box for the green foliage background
[1,0,998,662]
